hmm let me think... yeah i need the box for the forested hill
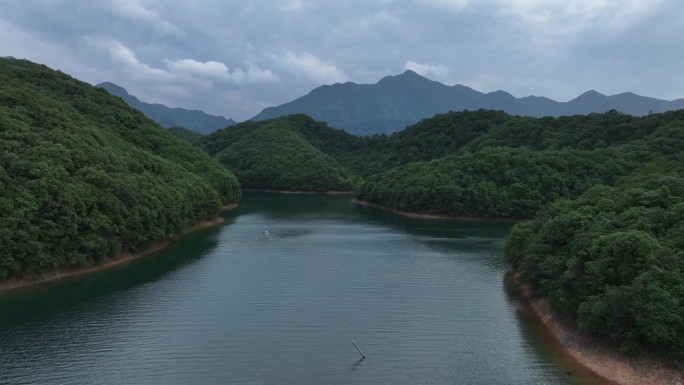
[353,109,684,218]
[201,115,358,192]
[97,82,236,134]
[0,58,241,279]
[251,69,684,135]
[505,154,684,359]
[199,109,684,197]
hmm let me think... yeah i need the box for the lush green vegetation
[352,110,684,216]
[208,110,515,180]
[355,147,637,218]
[168,126,204,145]
[505,155,684,359]
[0,58,240,278]
[202,115,358,191]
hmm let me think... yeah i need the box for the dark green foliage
[467,110,684,155]
[0,58,240,278]
[505,156,684,359]
[213,110,517,179]
[203,115,357,191]
[355,147,636,218]
[352,109,684,217]
[382,109,510,165]
[168,126,204,145]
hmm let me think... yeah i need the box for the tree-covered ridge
[0,58,240,278]
[200,109,684,196]
[504,155,684,359]
[217,110,517,178]
[466,109,684,154]
[168,126,204,145]
[202,115,357,191]
[355,147,637,218]
[351,109,684,217]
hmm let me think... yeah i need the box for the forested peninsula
[0,58,241,280]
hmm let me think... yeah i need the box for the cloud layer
[1,0,682,120]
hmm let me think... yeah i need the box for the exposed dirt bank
[243,189,352,195]
[353,199,521,221]
[515,274,683,385]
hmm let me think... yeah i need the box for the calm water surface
[0,193,607,384]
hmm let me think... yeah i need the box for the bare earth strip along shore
[242,189,352,195]
[353,199,520,221]
[0,204,239,293]
[517,280,684,385]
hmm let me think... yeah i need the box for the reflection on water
[0,192,608,385]
[0,226,223,326]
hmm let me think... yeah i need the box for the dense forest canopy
[200,109,684,220]
[350,109,684,217]
[505,155,684,359]
[355,147,637,218]
[202,115,358,191]
[168,126,204,145]
[0,58,240,278]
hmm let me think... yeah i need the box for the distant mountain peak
[569,90,609,106]
[98,82,130,96]
[378,69,431,85]
[251,73,684,135]
[577,90,606,98]
[97,81,235,134]
[401,69,422,77]
[488,90,515,98]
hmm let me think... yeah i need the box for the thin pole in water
[351,339,365,359]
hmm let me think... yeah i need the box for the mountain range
[97,82,236,134]
[251,70,684,135]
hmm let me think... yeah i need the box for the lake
[0,192,607,384]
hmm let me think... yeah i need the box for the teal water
[0,193,606,384]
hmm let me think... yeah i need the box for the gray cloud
[1,0,683,120]
[108,0,186,37]
[269,51,347,84]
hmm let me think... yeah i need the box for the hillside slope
[202,115,356,191]
[0,58,240,278]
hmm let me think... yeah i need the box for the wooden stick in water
[351,339,365,358]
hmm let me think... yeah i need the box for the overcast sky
[1,0,683,121]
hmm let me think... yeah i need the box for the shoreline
[242,188,352,195]
[221,202,239,210]
[512,272,684,385]
[0,203,239,293]
[353,199,521,221]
